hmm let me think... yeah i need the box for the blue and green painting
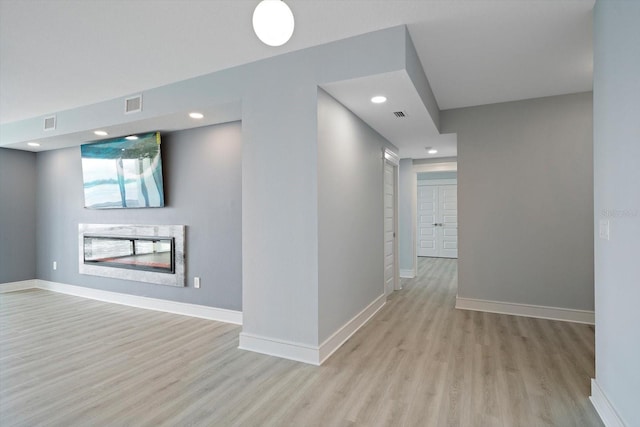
[81,132,165,209]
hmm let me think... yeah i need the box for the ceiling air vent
[43,115,56,131]
[124,94,143,114]
[393,111,406,118]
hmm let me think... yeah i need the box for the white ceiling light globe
[253,0,295,47]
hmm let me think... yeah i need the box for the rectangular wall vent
[393,111,406,118]
[43,115,56,131]
[124,95,143,114]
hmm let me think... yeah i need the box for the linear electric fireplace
[84,236,174,273]
[79,224,185,286]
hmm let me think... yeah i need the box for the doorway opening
[411,160,458,276]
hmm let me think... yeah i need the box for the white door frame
[411,161,457,273]
[384,149,400,294]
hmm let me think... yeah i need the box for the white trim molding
[455,297,595,324]
[413,161,457,174]
[0,279,38,293]
[37,280,242,324]
[318,294,386,364]
[590,379,626,427]
[400,269,416,279]
[417,178,457,186]
[239,294,386,366]
[0,279,241,325]
[239,333,321,365]
[384,148,399,166]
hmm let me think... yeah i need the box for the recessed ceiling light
[428,149,438,154]
[94,130,108,136]
[189,112,204,119]
[125,135,139,140]
[371,96,387,104]
[27,142,40,147]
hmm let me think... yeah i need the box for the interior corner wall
[0,148,37,283]
[441,92,594,311]
[398,159,415,274]
[35,122,243,310]
[593,2,640,426]
[317,89,391,343]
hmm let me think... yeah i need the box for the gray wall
[441,92,594,310]
[398,159,414,273]
[36,122,242,310]
[0,148,37,283]
[317,89,391,342]
[405,30,440,132]
[593,2,640,425]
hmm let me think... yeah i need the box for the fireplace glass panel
[83,236,174,273]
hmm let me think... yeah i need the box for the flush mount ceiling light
[94,130,108,136]
[371,95,387,104]
[427,148,438,154]
[125,135,139,140]
[27,142,40,147]
[189,112,204,119]
[252,0,295,47]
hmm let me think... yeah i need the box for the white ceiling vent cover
[124,95,143,114]
[43,115,56,131]
[393,111,406,118]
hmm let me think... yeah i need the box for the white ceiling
[321,71,457,159]
[0,0,594,158]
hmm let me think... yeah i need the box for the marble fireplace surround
[79,224,185,287]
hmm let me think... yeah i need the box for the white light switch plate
[599,219,610,240]
[194,277,201,288]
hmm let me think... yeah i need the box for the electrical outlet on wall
[194,277,201,289]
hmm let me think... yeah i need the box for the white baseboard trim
[239,332,321,365]
[0,279,38,293]
[590,379,626,427]
[239,294,386,366]
[399,269,416,279]
[13,280,243,325]
[318,294,386,364]
[455,296,594,325]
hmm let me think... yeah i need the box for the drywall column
[398,159,415,277]
[592,2,640,426]
[239,27,415,364]
[240,66,320,359]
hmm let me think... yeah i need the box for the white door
[417,186,437,257]
[383,162,396,296]
[417,183,458,258]
[439,185,458,258]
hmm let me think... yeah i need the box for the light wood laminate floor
[0,258,602,426]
